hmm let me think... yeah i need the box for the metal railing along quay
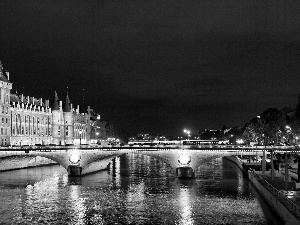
[248,168,300,218]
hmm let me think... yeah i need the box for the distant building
[0,60,113,146]
[128,134,168,143]
[0,63,13,146]
[87,108,114,144]
[198,129,221,140]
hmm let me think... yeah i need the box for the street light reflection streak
[69,185,87,224]
[178,188,194,225]
[114,156,121,188]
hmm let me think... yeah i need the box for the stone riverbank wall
[224,156,300,225]
[0,155,57,171]
[0,151,113,175]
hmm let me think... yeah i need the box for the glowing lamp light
[69,153,81,164]
[236,139,244,144]
[178,154,191,166]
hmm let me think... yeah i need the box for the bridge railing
[248,168,300,218]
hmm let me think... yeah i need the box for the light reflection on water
[178,187,194,225]
[0,154,283,224]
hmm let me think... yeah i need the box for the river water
[0,153,283,225]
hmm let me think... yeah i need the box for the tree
[242,108,290,145]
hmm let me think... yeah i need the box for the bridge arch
[1,149,237,177]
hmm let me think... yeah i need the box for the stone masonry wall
[0,155,57,171]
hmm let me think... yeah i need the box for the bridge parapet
[0,148,278,177]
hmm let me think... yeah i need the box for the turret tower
[51,91,65,145]
[63,93,74,145]
[0,61,12,146]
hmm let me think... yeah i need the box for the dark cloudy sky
[1,0,300,141]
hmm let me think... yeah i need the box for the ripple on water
[0,155,283,225]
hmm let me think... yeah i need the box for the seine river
[0,153,282,225]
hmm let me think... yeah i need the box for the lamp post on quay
[286,125,292,145]
[184,129,191,140]
[96,132,99,144]
[276,130,282,145]
[79,130,82,146]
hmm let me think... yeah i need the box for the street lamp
[79,130,82,146]
[277,130,282,145]
[184,129,191,140]
[286,126,292,145]
[96,132,99,144]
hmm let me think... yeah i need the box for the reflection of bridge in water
[0,146,299,177]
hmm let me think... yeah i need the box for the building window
[66,126,68,136]
[5,118,7,124]
[1,118,3,124]
[58,127,60,136]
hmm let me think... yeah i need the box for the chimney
[45,100,49,107]
[39,98,43,106]
[31,97,35,105]
[77,105,79,113]
[59,100,62,110]
[21,94,24,102]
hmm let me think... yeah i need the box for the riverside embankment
[225,155,300,225]
[0,151,57,171]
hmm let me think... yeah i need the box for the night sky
[1,1,300,142]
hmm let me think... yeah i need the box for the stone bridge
[0,147,283,177]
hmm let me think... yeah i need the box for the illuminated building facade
[0,60,111,146]
[0,62,12,146]
[10,93,52,146]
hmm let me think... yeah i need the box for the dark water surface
[0,153,282,224]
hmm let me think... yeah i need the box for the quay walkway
[228,156,300,224]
